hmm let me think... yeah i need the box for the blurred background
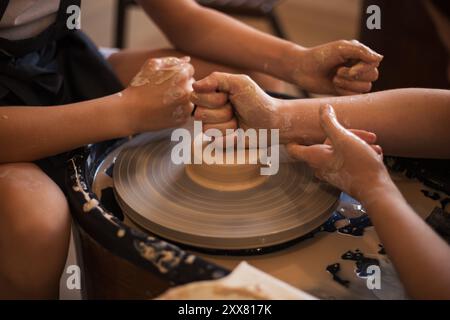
[81,0,361,51]
[80,0,449,92]
[60,0,448,299]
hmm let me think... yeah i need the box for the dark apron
[0,0,124,189]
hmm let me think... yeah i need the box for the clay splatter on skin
[130,56,191,87]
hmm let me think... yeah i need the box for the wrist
[111,89,138,136]
[281,43,307,84]
[269,98,291,142]
[274,99,324,144]
[358,175,402,209]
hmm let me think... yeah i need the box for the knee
[0,163,71,296]
[0,162,70,242]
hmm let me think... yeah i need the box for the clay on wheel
[186,141,269,192]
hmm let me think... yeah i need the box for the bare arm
[0,94,130,163]
[364,183,450,300]
[138,0,294,79]
[137,0,383,95]
[191,73,450,159]
[286,104,450,299]
[0,57,194,163]
[277,88,450,158]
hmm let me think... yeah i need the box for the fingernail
[373,52,383,59]
[320,104,334,117]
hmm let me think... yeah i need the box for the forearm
[362,183,450,299]
[277,88,450,158]
[138,0,296,79]
[0,93,132,163]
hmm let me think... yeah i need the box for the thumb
[286,143,331,169]
[338,40,383,64]
[193,72,232,94]
[319,104,348,145]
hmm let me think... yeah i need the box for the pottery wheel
[114,132,340,251]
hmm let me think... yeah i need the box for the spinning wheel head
[113,132,340,252]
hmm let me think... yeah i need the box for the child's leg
[0,163,71,299]
[107,48,286,92]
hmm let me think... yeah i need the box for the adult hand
[285,40,383,95]
[286,104,390,202]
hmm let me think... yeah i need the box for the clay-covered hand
[286,104,390,203]
[191,72,280,134]
[122,56,195,133]
[286,40,383,95]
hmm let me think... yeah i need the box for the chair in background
[114,0,287,48]
[114,0,309,98]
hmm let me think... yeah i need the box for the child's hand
[122,56,195,133]
[286,40,383,95]
[286,104,390,203]
[191,72,280,135]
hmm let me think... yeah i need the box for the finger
[164,86,192,106]
[337,64,379,82]
[193,72,231,93]
[325,130,375,145]
[190,91,228,108]
[348,62,379,78]
[348,61,378,72]
[171,64,195,86]
[286,143,332,169]
[338,40,383,64]
[348,129,377,144]
[160,56,191,68]
[333,77,372,93]
[203,118,238,135]
[194,104,234,124]
[174,102,194,124]
[209,131,238,150]
[193,72,250,94]
[371,144,383,155]
[319,104,348,145]
[185,62,195,80]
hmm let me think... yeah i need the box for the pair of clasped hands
[123,40,388,204]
